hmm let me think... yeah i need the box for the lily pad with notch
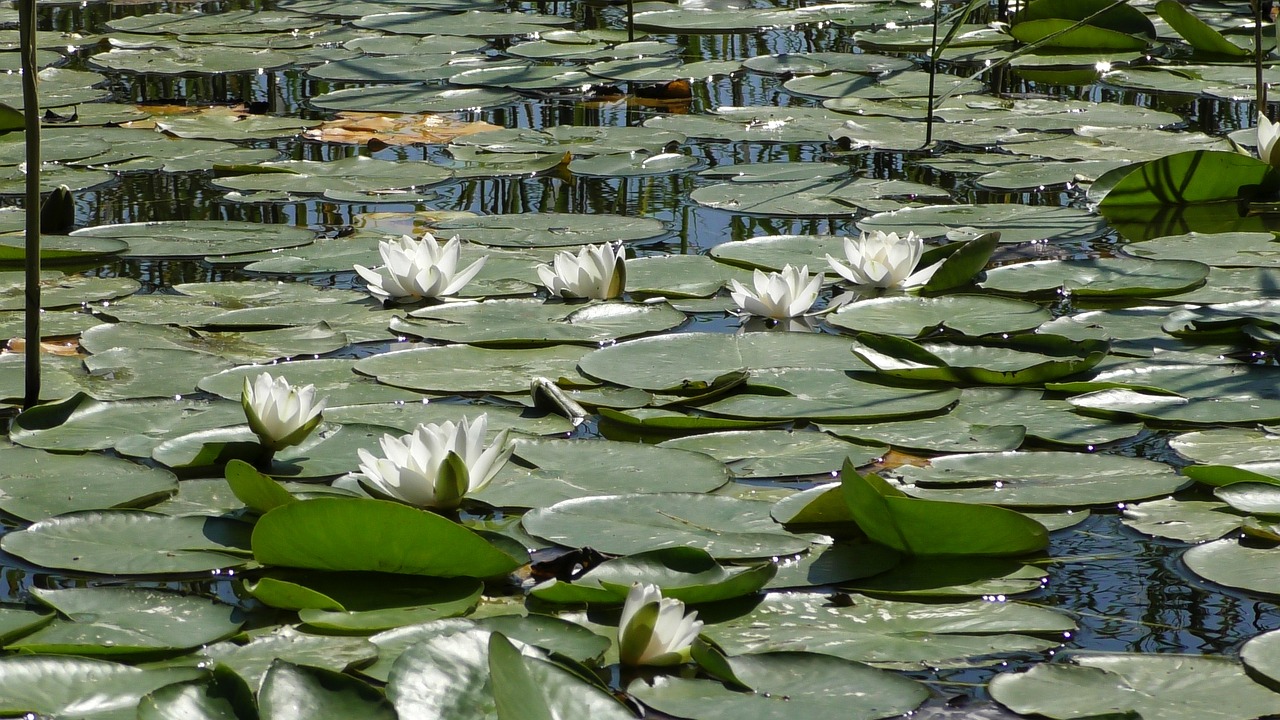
[850,332,1109,385]
[393,299,685,347]
[530,547,774,605]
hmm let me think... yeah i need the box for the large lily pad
[0,511,252,575]
[522,493,811,560]
[658,429,885,478]
[630,651,928,720]
[0,445,177,520]
[70,221,315,259]
[354,345,594,394]
[0,656,203,720]
[394,299,686,347]
[890,451,1189,508]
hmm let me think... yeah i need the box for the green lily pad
[658,429,885,478]
[829,295,1050,338]
[1171,428,1280,465]
[394,299,685,347]
[10,394,245,454]
[11,588,241,657]
[1121,496,1244,543]
[691,177,947,216]
[891,451,1189,508]
[1070,388,1280,425]
[354,344,593,394]
[844,464,1049,557]
[0,511,252,575]
[432,213,666,248]
[0,272,139,311]
[363,616,610,683]
[213,156,451,195]
[260,661,396,720]
[0,656,203,720]
[71,220,315,259]
[309,85,520,113]
[89,47,294,75]
[201,627,378,692]
[850,332,1109,385]
[522,493,811,560]
[0,444,176,520]
[200,359,424,406]
[847,557,1048,599]
[704,592,1073,666]
[1124,231,1280,267]
[578,332,862,392]
[81,321,348,365]
[980,258,1209,298]
[252,497,524,577]
[858,204,1108,244]
[630,651,928,720]
[697,368,960,422]
[530,547,774,605]
[991,653,1280,720]
[475,437,729,509]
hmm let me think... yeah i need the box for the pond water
[4,0,1280,716]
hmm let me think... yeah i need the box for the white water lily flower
[537,241,626,300]
[242,372,327,452]
[825,230,939,289]
[354,232,485,303]
[618,582,703,667]
[356,414,512,511]
[1259,113,1280,167]
[728,264,824,319]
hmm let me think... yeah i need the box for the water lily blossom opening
[1259,113,1280,167]
[356,414,513,511]
[538,241,626,300]
[826,230,940,289]
[618,582,703,667]
[242,372,327,452]
[729,264,824,319]
[354,232,486,304]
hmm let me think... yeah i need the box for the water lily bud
[617,582,703,667]
[241,372,326,452]
[356,414,512,511]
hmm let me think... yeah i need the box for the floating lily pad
[0,511,252,575]
[200,359,424,406]
[630,651,928,720]
[252,497,523,578]
[1070,389,1280,425]
[394,299,685,347]
[829,296,1050,338]
[200,627,378,692]
[71,221,315,259]
[1121,496,1244,543]
[692,177,947,216]
[11,588,241,658]
[0,273,139,311]
[522,493,811,560]
[0,656,203,720]
[990,653,1280,720]
[213,156,450,195]
[310,85,520,113]
[432,213,666,248]
[354,344,593,394]
[10,394,246,454]
[90,47,294,75]
[890,451,1189,508]
[980,258,1209,298]
[530,547,773,605]
[704,592,1072,667]
[858,204,1108,244]
[476,437,729,509]
[0,445,176,521]
[658,430,884,478]
[697,368,960,422]
[579,332,861,392]
[850,332,1108,385]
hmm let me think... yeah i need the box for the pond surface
[4,0,1280,717]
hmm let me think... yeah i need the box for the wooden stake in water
[1256,0,1268,114]
[924,0,942,148]
[20,0,40,410]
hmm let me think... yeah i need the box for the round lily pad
[432,213,666,248]
[0,511,252,575]
[474,437,731,509]
[0,445,177,521]
[353,344,593,394]
[658,430,885,478]
[310,85,520,113]
[394,299,686,347]
[858,204,1108,244]
[522,493,811,560]
[980,258,1210,298]
[828,295,1051,338]
[891,451,1189,508]
[70,220,315,259]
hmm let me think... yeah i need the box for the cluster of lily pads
[6,0,1280,717]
